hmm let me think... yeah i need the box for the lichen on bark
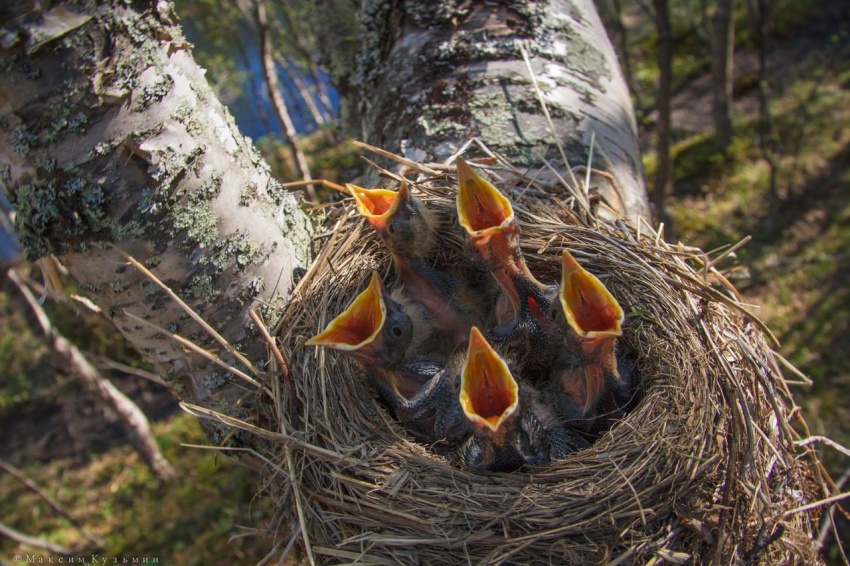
[0,1,314,412]
[347,0,649,222]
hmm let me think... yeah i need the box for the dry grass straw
[247,145,839,564]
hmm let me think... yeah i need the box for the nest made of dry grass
[259,147,831,565]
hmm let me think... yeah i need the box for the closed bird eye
[391,325,403,338]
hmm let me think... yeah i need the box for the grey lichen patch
[239,183,259,207]
[134,74,175,112]
[109,217,146,241]
[0,163,10,184]
[172,200,219,248]
[34,156,58,172]
[67,112,89,134]
[9,171,112,260]
[201,232,269,274]
[512,93,577,122]
[168,171,223,248]
[90,140,118,158]
[234,238,265,269]
[141,280,163,300]
[146,254,163,268]
[403,0,459,27]
[171,101,206,137]
[110,58,144,94]
[189,273,215,300]
[535,14,609,87]
[10,124,37,156]
[277,194,314,266]
[202,371,228,391]
[148,145,205,192]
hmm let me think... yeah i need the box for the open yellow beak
[459,327,519,433]
[559,250,623,339]
[455,157,514,237]
[347,183,405,231]
[306,272,386,350]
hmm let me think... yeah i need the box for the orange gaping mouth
[459,327,519,432]
[347,183,405,230]
[559,250,623,338]
[456,157,514,235]
[306,272,386,350]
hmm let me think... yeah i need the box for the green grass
[650,44,850,549]
[0,413,274,564]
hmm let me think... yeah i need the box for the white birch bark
[0,2,314,413]
[350,0,651,223]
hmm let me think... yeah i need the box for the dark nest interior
[256,148,831,564]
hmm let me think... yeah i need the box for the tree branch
[8,269,176,483]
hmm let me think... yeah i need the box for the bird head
[348,182,434,257]
[459,326,519,433]
[306,272,411,367]
[558,250,623,339]
[455,157,515,241]
[348,183,404,231]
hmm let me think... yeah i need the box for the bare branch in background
[276,54,337,145]
[251,0,315,198]
[652,0,675,238]
[274,2,337,123]
[0,521,74,555]
[7,270,176,483]
[712,0,736,149]
[747,0,780,201]
[0,458,100,545]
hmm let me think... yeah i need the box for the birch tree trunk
[0,1,314,418]
[348,0,652,224]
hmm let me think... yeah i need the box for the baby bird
[457,327,588,473]
[348,181,438,260]
[350,181,474,351]
[549,250,631,432]
[306,272,412,370]
[455,157,560,378]
[306,272,468,445]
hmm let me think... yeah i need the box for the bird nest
[258,148,828,564]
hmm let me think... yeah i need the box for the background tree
[651,0,674,235]
[711,0,736,149]
[251,0,314,198]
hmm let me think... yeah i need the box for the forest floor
[1,3,849,564]
[642,3,850,559]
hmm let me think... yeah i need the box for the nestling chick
[348,181,438,260]
[549,250,631,432]
[457,327,588,473]
[455,157,561,378]
[306,272,412,369]
[349,181,476,351]
[306,272,469,444]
